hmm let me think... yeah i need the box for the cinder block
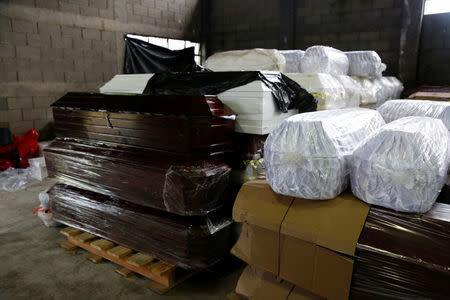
[73,37,92,50]
[12,20,37,34]
[0,44,15,58]
[0,31,27,46]
[59,2,80,14]
[341,32,359,42]
[35,0,59,9]
[18,69,43,81]
[9,120,34,135]
[64,71,84,82]
[23,108,48,121]
[32,96,56,108]
[37,23,61,37]
[7,97,33,110]
[85,70,103,82]
[33,119,51,131]
[43,70,65,81]
[61,26,82,38]
[0,98,7,110]
[82,28,101,40]
[16,46,40,59]
[80,6,99,17]
[101,31,114,41]
[27,33,51,47]
[0,68,17,82]
[359,31,380,41]
[99,8,114,19]
[47,107,54,119]
[12,0,35,6]
[63,47,83,59]
[70,0,89,6]
[373,0,394,9]
[0,17,12,32]
[51,36,72,49]
[89,0,108,9]
[0,111,7,123]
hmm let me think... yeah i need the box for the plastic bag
[351,116,450,213]
[143,71,317,113]
[279,50,304,73]
[300,45,349,75]
[33,190,60,227]
[205,48,286,72]
[0,167,40,192]
[265,108,385,199]
[287,73,347,110]
[377,99,450,130]
[124,37,199,73]
[345,51,386,78]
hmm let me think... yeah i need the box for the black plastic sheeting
[124,37,200,74]
[143,71,317,113]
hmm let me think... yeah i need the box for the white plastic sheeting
[352,76,379,105]
[287,73,347,110]
[265,108,385,199]
[279,50,304,73]
[386,76,404,98]
[300,46,349,75]
[377,99,450,130]
[351,116,450,213]
[204,49,286,72]
[335,75,362,108]
[345,51,386,78]
[217,80,297,134]
[100,74,154,94]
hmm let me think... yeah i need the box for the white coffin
[205,49,286,72]
[99,74,154,94]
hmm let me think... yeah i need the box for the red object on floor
[0,159,14,171]
[0,128,39,170]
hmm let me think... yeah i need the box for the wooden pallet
[59,227,197,294]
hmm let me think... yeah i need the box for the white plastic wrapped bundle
[374,77,397,106]
[345,51,386,78]
[335,75,362,108]
[386,76,404,98]
[279,50,304,73]
[352,76,379,105]
[300,46,349,75]
[351,117,450,213]
[286,73,346,110]
[377,99,450,130]
[370,77,390,105]
[204,49,286,72]
[265,108,385,199]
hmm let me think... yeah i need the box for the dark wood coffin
[51,93,235,155]
[44,138,231,216]
[350,203,450,299]
[49,183,233,270]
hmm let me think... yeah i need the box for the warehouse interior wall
[0,0,201,135]
[417,12,450,86]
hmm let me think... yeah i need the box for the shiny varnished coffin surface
[350,203,450,299]
[44,138,231,216]
[52,93,235,155]
[49,183,233,270]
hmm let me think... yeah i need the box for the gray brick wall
[207,0,406,76]
[417,13,450,86]
[0,0,201,135]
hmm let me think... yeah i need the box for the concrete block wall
[417,12,450,86]
[0,0,201,135]
[206,0,409,77]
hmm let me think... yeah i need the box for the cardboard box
[232,180,370,300]
[235,265,324,300]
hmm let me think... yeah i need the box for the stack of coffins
[231,180,450,299]
[45,92,236,269]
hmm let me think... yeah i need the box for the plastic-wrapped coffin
[44,138,231,216]
[300,46,349,75]
[204,49,286,72]
[287,73,347,110]
[49,183,233,269]
[265,108,385,199]
[51,93,235,155]
[351,76,379,105]
[377,99,450,130]
[351,204,450,299]
[345,51,386,78]
[217,81,298,135]
[334,75,362,108]
[351,116,450,213]
[279,50,304,73]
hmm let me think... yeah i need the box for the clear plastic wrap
[204,48,286,72]
[351,203,450,299]
[386,76,404,98]
[51,93,235,155]
[49,182,233,270]
[300,45,349,75]
[44,138,231,216]
[0,165,43,192]
[352,76,379,105]
[351,116,450,213]
[279,50,304,73]
[375,77,397,107]
[286,73,347,110]
[345,51,386,78]
[377,99,450,130]
[334,75,362,108]
[265,108,385,199]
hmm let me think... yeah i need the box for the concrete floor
[0,178,245,300]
